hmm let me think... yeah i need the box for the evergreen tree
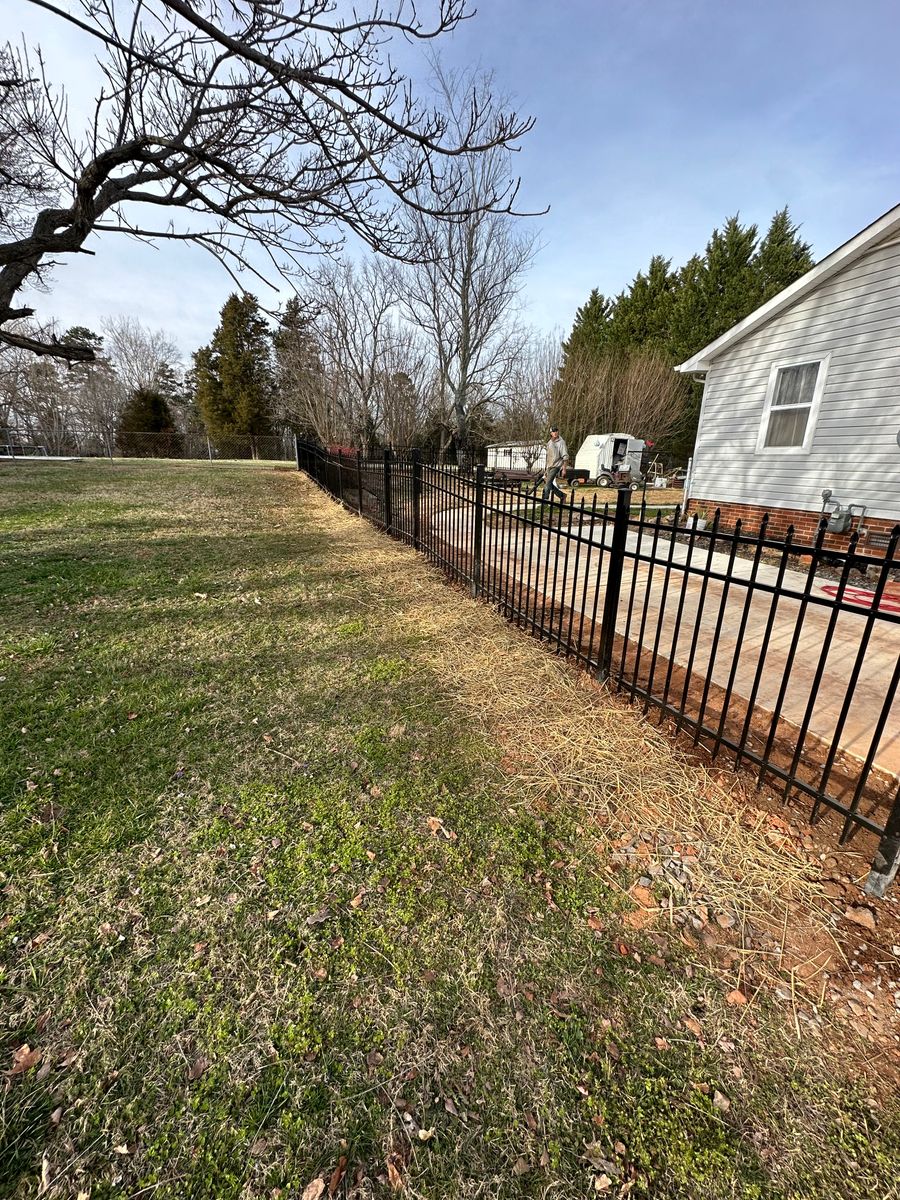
[556,207,816,464]
[753,207,814,306]
[194,293,274,448]
[605,255,678,352]
[697,215,760,345]
[561,289,613,362]
[116,387,181,456]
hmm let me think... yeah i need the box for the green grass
[1,460,898,1199]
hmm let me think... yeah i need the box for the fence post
[597,485,631,684]
[356,451,363,515]
[294,435,301,472]
[411,449,423,550]
[865,785,900,897]
[471,463,485,597]
[337,450,344,503]
[383,447,393,533]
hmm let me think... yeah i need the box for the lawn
[1,460,897,1200]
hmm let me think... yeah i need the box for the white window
[756,354,830,454]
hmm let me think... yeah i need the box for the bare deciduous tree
[494,330,560,466]
[399,64,539,451]
[102,316,180,396]
[549,348,689,457]
[304,257,400,448]
[1,1,532,363]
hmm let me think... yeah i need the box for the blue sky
[11,0,900,360]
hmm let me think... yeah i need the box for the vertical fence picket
[295,440,900,893]
[383,447,392,534]
[471,464,485,596]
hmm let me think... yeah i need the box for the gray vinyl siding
[690,236,900,521]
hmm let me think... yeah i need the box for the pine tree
[194,293,274,448]
[753,207,814,306]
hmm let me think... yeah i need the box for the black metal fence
[297,441,900,896]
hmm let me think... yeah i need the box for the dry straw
[308,481,825,943]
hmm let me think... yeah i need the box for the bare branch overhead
[1,1,534,361]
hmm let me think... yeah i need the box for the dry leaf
[713,1090,731,1113]
[388,724,406,739]
[113,1144,130,1156]
[512,1157,530,1176]
[654,1036,670,1051]
[725,989,748,1007]
[49,1106,63,1128]
[187,1057,209,1081]
[417,1127,435,1142]
[683,1016,704,1039]
[194,894,211,907]
[365,849,376,861]
[301,1180,326,1200]
[306,907,331,926]
[594,1174,612,1192]
[587,915,604,932]
[9,1045,41,1075]
[426,816,457,841]
[366,1050,384,1070]
[328,1156,348,1195]
[349,890,366,909]
[386,1160,404,1192]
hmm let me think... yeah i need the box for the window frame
[755,352,831,456]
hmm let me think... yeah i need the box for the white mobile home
[485,441,543,478]
[677,204,900,551]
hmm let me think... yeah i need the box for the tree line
[551,210,814,463]
[2,2,819,469]
[2,204,815,465]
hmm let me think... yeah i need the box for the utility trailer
[572,433,645,489]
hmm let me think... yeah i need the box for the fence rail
[297,440,900,896]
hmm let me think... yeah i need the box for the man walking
[542,425,569,502]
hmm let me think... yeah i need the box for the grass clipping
[311,484,820,937]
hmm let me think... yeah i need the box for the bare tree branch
[2,1,535,361]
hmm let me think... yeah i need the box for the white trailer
[573,433,645,488]
[485,441,544,479]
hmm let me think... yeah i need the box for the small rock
[844,906,876,933]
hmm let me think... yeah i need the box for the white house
[677,204,900,551]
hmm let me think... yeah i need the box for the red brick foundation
[685,498,899,556]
